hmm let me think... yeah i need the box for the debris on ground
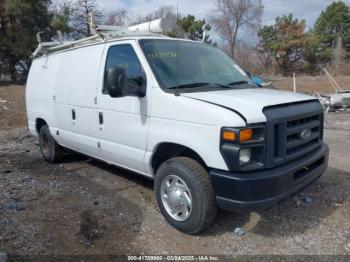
[22,176,33,183]
[302,196,313,205]
[234,227,245,236]
[1,201,26,212]
[311,69,350,112]
[294,195,313,207]
[0,97,9,112]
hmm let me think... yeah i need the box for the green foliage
[176,15,216,45]
[314,1,350,49]
[50,4,71,34]
[177,15,209,41]
[303,32,332,74]
[258,14,306,75]
[0,0,53,81]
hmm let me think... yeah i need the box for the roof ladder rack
[32,17,168,58]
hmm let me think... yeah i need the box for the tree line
[258,1,350,76]
[0,0,349,82]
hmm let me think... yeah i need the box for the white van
[26,30,329,234]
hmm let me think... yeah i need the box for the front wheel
[155,157,217,234]
[39,124,63,163]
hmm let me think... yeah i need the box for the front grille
[277,113,322,158]
[264,101,324,168]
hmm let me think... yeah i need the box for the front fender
[144,117,228,176]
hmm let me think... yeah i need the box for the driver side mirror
[107,66,146,98]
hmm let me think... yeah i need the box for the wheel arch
[35,118,48,134]
[150,142,207,175]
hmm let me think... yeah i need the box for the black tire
[155,157,217,234]
[39,124,63,163]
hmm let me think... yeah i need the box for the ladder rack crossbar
[32,28,165,58]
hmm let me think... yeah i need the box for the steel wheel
[39,124,63,163]
[160,174,192,221]
[41,132,50,157]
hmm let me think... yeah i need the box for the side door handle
[99,112,104,125]
[72,109,76,120]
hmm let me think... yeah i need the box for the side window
[103,44,144,94]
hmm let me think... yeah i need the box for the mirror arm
[136,85,146,97]
[130,75,143,85]
[128,75,146,97]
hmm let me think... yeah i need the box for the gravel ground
[0,113,349,257]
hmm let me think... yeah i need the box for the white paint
[26,36,316,178]
[128,19,163,33]
[182,88,314,124]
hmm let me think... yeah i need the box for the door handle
[72,109,76,120]
[99,112,104,125]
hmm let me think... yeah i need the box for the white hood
[181,88,316,123]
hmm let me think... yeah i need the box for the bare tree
[71,0,104,38]
[211,0,260,58]
[131,6,176,26]
[105,9,128,26]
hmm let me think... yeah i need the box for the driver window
[103,44,144,94]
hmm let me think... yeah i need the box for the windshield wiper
[227,80,249,86]
[169,82,231,89]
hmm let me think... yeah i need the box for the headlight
[220,126,265,171]
[222,128,253,143]
[239,149,251,165]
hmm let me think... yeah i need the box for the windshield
[139,39,253,90]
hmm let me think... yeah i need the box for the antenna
[175,3,180,96]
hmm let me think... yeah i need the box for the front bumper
[209,144,329,212]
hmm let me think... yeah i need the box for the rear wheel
[155,157,217,234]
[39,124,63,163]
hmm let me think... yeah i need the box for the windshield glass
[139,39,253,90]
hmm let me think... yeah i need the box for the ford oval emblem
[300,128,312,140]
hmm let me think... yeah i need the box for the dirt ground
[0,85,27,130]
[0,84,350,257]
[273,75,350,95]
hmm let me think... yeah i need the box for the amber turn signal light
[239,128,253,142]
[222,130,235,141]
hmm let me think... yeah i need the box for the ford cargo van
[26,32,329,234]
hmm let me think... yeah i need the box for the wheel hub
[41,133,50,156]
[160,174,192,221]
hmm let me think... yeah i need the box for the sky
[98,0,350,28]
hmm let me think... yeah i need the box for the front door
[97,41,150,174]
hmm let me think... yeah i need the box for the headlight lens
[239,149,251,165]
[220,126,265,171]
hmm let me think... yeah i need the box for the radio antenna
[175,3,180,96]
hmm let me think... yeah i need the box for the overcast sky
[99,0,350,28]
